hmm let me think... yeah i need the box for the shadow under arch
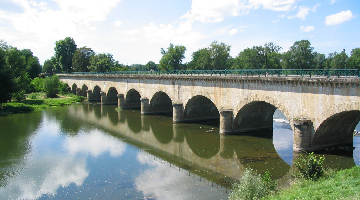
[233,101,277,133]
[91,85,101,102]
[150,116,174,144]
[71,83,77,94]
[107,87,118,105]
[183,95,219,122]
[80,84,88,97]
[125,89,141,110]
[150,91,173,115]
[313,110,360,150]
[184,126,220,159]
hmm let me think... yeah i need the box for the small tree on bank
[44,75,60,98]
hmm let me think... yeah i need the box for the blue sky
[0,0,359,65]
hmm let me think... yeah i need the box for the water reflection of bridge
[64,104,353,187]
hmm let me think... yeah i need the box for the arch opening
[90,86,101,102]
[107,87,118,105]
[71,83,77,95]
[233,101,277,133]
[149,92,172,115]
[183,95,219,122]
[313,110,360,150]
[125,89,141,110]
[80,85,88,97]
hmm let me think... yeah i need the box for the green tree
[54,37,77,73]
[313,52,326,69]
[145,61,158,71]
[347,48,360,69]
[188,48,211,70]
[72,46,94,72]
[89,53,114,72]
[6,47,30,100]
[21,49,41,79]
[44,75,60,98]
[331,50,348,69]
[233,42,282,69]
[30,77,45,92]
[0,48,13,103]
[209,41,231,70]
[282,40,315,69]
[159,43,186,71]
[43,56,61,73]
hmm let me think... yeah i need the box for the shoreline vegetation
[230,152,360,200]
[0,93,85,115]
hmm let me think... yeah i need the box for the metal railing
[70,69,360,78]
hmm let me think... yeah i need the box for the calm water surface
[0,104,359,199]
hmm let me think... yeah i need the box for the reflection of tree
[0,112,42,186]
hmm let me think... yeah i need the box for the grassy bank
[230,166,360,200]
[267,166,360,200]
[0,93,85,115]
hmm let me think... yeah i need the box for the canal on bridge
[0,103,359,199]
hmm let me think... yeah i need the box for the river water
[0,104,359,199]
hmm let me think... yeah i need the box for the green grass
[0,93,85,115]
[266,166,360,200]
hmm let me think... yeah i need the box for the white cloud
[182,0,297,23]
[249,0,296,11]
[325,10,354,26]
[329,0,337,5]
[289,4,319,20]
[0,0,122,63]
[65,129,126,157]
[229,28,238,36]
[114,20,122,27]
[135,152,227,200]
[300,25,314,32]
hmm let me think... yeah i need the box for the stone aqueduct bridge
[58,74,360,152]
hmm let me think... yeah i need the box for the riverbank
[265,166,360,199]
[0,94,85,115]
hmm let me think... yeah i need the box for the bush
[294,152,325,181]
[30,77,44,92]
[230,169,276,200]
[27,92,45,99]
[44,75,60,98]
[59,81,70,95]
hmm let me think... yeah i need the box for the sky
[0,0,359,65]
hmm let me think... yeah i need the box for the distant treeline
[41,37,360,74]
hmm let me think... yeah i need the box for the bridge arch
[313,110,360,149]
[71,83,77,94]
[80,84,88,97]
[125,88,141,109]
[183,95,219,122]
[149,91,173,115]
[234,94,291,122]
[91,85,101,102]
[106,87,118,105]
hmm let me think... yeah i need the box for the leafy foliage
[72,46,94,72]
[44,75,60,98]
[54,37,77,73]
[230,169,276,200]
[30,77,45,92]
[159,43,186,71]
[294,152,325,181]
